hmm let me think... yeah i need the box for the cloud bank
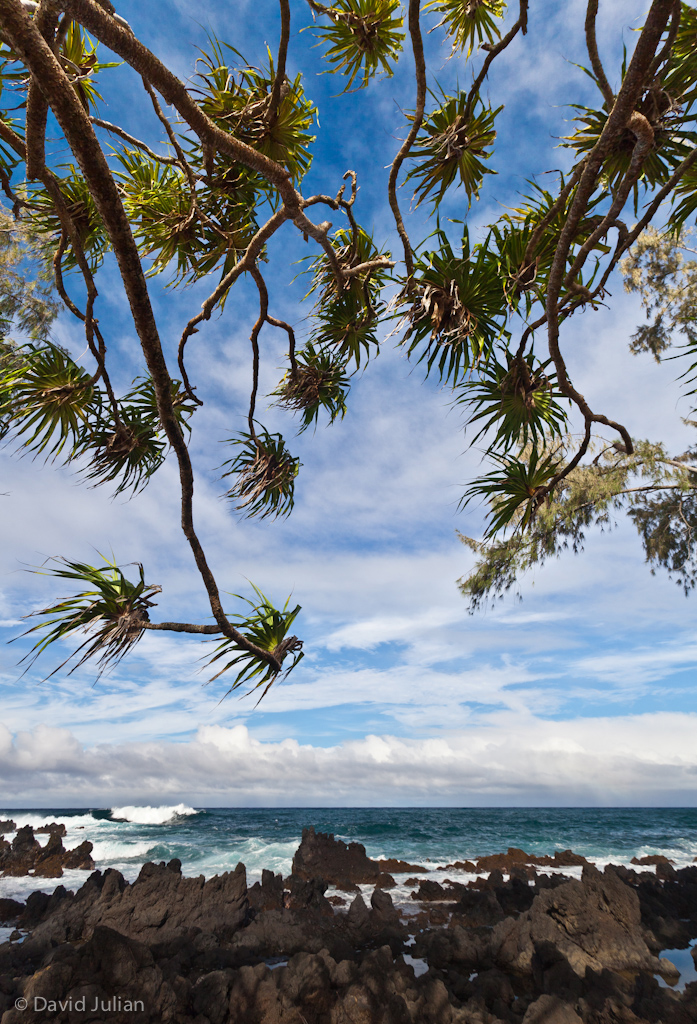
[2,714,696,808]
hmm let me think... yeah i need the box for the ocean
[1,804,696,903]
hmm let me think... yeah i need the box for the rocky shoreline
[0,824,696,1022]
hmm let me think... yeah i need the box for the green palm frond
[455,352,569,450]
[303,227,390,369]
[16,557,161,680]
[425,0,506,57]
[203,584,304,702]
[563,100,697,201]
[59,22,119,113]
[660,4,697,110]
[221,428,300,519]
[27,168,108,271]
[1,343,100,460]
[195,38,317,180]
[406,93,500,207]
[400,228,506,384]
[461,447,562,537]
[271,343,350,432]
[310,0,405,92]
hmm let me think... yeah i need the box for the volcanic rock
[0,825,94,878]
[29,861,249,946]
[0,820,15,835]
[376,858,427,873]
[291,826,382,885]
[492,864,662,977]
[34,823,66,836]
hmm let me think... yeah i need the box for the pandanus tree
[1,0,697,697]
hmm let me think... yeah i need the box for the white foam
[109,804,199,825]
[90,839,159,862]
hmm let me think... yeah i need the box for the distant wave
[109,804,199,825]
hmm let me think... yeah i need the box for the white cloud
[1,714,696,806]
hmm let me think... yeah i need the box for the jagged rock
[475,846,588,873]
[452,888,505,928]
[0,820,15,835]
[436,860,478,872]
[492,864,662,978]
[0,825,93,878]
[376,858,427,873]
[34,823,66,836]
[248,869,285,913]
[0,898,24,924]
[291,826,383,885]
[28,861,249,946]
[522,993,584,1023]
[631,854,674,866]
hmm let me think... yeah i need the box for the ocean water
[1,805,696,901]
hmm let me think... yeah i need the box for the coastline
[2,817,697,1022]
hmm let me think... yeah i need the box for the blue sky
[1,0,697,806]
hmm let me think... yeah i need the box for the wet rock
[377,858,428,873]
[0,825,93,878]
[492,864,662,978]
[291,826,382,885]
[631,854,674,867]
[0,898,24,924]
[0,820,15,835]
[35,823,66,837]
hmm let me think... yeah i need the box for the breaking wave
[109,804,199,825]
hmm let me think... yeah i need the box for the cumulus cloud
[1,715,697,807]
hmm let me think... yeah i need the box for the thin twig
[89,116,180,164]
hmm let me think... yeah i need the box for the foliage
[204,584,304,701]
[17,558,161,679]
[309,0,405,91]
[407,93,500,207]
[426,0,506,58]
[271,342,351,432]
[455,352,569,450]
[3,0,697,699]
[399,228,506,384]
[221,428,300,519]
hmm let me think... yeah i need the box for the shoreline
[2,823,697,1022]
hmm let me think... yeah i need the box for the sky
[1,0,697,807]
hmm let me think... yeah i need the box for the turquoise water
[1,805,696,899]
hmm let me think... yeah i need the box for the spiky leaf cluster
[425,0,506,57]
[310,0,405,91]
[27,168,108,271]
[204,584,303,701]
[222,428,300,519]
[18,558,161,680]
[271,342,350,432]
[461,446,562,537]
[400,228,506,384]
[456,352,569,450]
[195,39,317,181]
[306,226,391,369]
[407,95,499,207]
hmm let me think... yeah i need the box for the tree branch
[387,0,425,280]
[584,0,614,108]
